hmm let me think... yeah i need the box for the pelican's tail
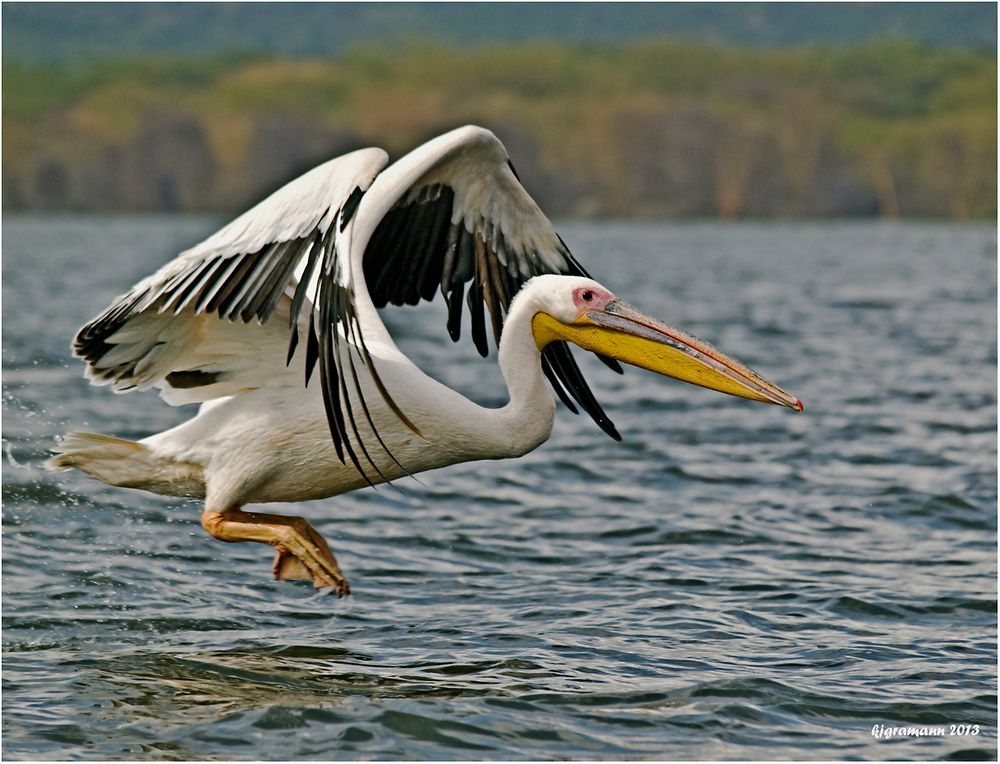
[46,432,204,498]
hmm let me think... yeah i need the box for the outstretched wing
[353,125,623,439]
[73,148,389,406]
[74,126,620,487]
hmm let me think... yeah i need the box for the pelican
[48,125,801,596]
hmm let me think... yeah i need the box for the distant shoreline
[3,38,996,219]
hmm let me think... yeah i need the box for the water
[3,217,996,760]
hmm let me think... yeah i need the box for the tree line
[3,39,995,218]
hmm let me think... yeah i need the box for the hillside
[3,39,996,218]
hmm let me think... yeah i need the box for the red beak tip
[794,398,804,412]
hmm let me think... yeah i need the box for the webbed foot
[201,507,350,595]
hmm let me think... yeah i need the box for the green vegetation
[3,39,995,218]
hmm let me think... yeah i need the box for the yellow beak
[533,302,803,411]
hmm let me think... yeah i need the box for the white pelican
[48,125,802,595]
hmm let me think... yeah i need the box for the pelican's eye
[573,286,606,316]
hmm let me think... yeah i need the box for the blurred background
[4,7,997,759]
[3,2,996,219]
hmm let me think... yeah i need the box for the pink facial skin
[572,286,615,315]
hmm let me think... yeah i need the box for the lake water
[3,217,996,760]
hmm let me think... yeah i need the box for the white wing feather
[73,126,619,466]
[74,147,389,403]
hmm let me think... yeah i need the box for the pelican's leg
[200,507,350,596]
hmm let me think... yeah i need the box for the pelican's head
[527,275,802,411]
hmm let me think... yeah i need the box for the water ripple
[3,219,996,760]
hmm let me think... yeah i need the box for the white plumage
[49,125,801,595]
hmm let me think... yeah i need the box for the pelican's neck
[492,291,556,457]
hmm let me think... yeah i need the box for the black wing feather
[467,273,489,358]
[362,179,620,438]
[77,135,619,490]
[74,190,368,412]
